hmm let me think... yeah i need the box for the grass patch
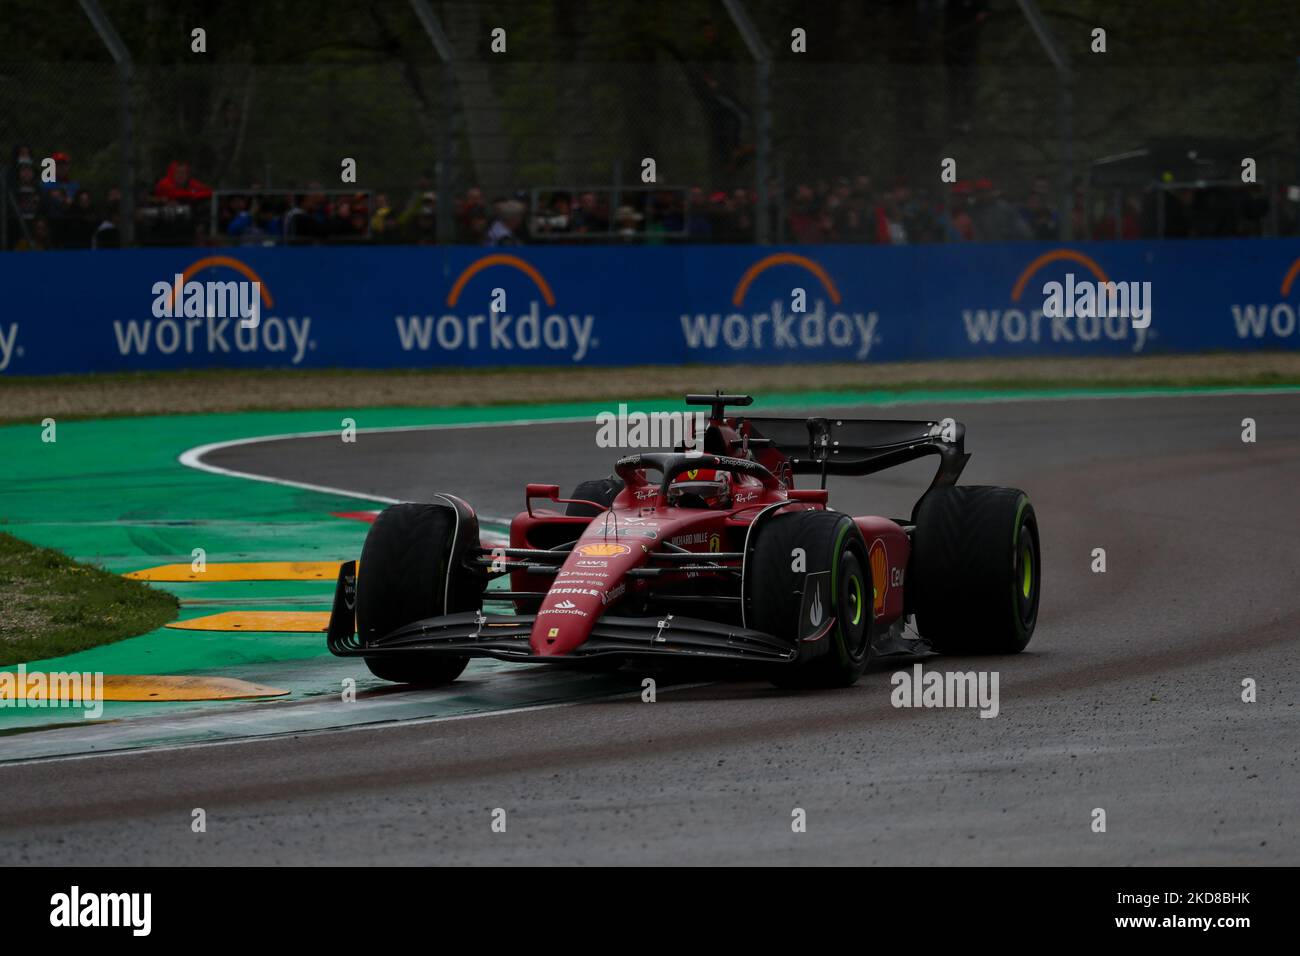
[0,532,178,665]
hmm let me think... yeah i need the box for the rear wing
[739,415,970,491]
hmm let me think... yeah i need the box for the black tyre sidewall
[565,477,623,517]
[356,502,483,685]
[909,486,1041,655]
[750,509,873,687]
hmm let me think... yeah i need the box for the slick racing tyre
[748,510,873,688]
[908,485,1040,655]
[565,477,623,516]
[356,501,485,686]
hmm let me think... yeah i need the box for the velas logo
[394,254,596,361]
[962,249,1151,354]
[1229,255,1300,342]
[113,256,313,364]
[680,253,881,360]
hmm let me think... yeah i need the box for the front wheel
[355,501,484,686]
[749,510,873,688]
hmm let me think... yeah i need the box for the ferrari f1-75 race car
[327,393,1041,688]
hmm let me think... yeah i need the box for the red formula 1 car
[327,393,1041,688]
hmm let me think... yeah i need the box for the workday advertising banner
[0,240,1297,374]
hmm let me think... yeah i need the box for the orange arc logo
[731,253,842,307]
[446,254,557,308]
[1280,257,1300,297]
[172,256,275,310]
[1009,249,1110,302]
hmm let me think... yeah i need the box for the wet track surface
[1,393,1297,864]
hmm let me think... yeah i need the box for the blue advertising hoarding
[1,240,1297,375]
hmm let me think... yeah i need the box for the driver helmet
[668,468,732,508]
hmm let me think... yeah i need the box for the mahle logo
[1230,255,1300,342]
[114,257,313,363]
[963,249,1151,353]
[681,253,881,360]
[395,254,596,361]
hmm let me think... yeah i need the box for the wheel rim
[847,573,864,627]
[838,548,870,660]
[1013,517,1040,629]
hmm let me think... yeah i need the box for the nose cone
[530,539,642,656]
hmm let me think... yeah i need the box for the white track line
[0,682,714,769]
[178,416,594,521]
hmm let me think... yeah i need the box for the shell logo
[577,543,631,557]
[869,539,889,616]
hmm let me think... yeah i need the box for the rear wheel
[909,485,1040,654]
[749,510,873,688]
[565,477,622,517]
[356,501,484,686]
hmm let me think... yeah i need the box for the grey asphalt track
[1,392,1297,865]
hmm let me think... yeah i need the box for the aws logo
[395,253,596,361]
[962,249,1151,354]
[115,256,313,364]
[1229,255,1300,341]
[680,253,881,360]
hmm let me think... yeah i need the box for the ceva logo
[395,254,597,361]
[1230,256,1300,342]
[113,256,314,364]
[962,249,1151,354]
[680,253,881,360]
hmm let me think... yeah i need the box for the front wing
[326,561,797,664]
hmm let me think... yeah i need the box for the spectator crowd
[5,142,1292,251]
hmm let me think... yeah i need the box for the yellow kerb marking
[167,611,331,632]
[126,561,341,582]
[0,674,289,702]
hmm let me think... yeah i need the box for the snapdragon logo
[890,664,999,718]
[50,886,151,936]
[680,254,880,360]
[1229,255,1300,341]
[0,321,19,372]
[963,249,1151,353]
[395,254,596,361]
[113,257,313,364]
[0,666,104,719]
[595,404,706,449]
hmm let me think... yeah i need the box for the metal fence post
[79,0,134,247]
[411,0,457,244]
[1016,0,1074,242]
[723,0,771,245]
